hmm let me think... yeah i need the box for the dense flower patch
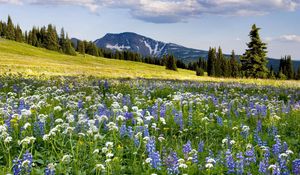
[0,76,300,174]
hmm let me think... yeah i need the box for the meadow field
[0,39,300,174]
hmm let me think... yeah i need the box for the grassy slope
[0,38,299,87]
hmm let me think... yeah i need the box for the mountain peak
[94,32,207,63]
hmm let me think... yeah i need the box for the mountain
[92,32,300,71]
[94,32,208,63]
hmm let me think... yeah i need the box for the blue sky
[0,0,300,59]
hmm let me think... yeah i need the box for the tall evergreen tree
[63,34,76,56]
[5,15,15,40]
[241,24,268,78]
[59,28,66,53]
[296,66,300,80]
[15,24,23,42]
[45,24,59,51]
[165,55,177,71]
[215,46,223,77]
[207,47,216,76]
[77,40,85,54]
[86,41,99,56]
[286,55,294,79]
[229,50,239,78]
[0,22,4,37]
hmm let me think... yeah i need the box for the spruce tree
[165,55,177,71]
[15,24,23,42]
[0,22,3,37]
[77,40,85,54]
[207,47,216,76]
[241,24,268,78]
[229,50,239,78]
[64,34,76,56]
[296,66,300,80]
[286,55,294,79]
[45,24,59,51]
[5,15,15,40]
[86,41,99,56]
[59,28,66,53]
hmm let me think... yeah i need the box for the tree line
[1,16,300,80]
[0,16,184,70]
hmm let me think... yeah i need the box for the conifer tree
[286,55,294,79]
[0,22,3,37]
[207,47,216,76]
[296,66,300,80]
[5,15,15,40]
[59,28,66,53]
[86,41,99,56]
[229,50,239,78]
[165,55,177,71]
[15,24,23,42]
[241,24,268,78]
[64,34,76,56]
[45,24,59,51]
[77,40,85,54]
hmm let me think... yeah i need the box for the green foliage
[77,40,85,54]
[279,55,294,79]
[165,55,177,71]
[241,24,268,78]
[14,24,23,42]
[196,67,204,76]
[207,47,216,76]
[4,15,15,40]
[45,24,59,51]
[229,50,240,78]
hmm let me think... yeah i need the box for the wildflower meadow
[0,75,300,174]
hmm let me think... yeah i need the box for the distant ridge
[72,32,300,71]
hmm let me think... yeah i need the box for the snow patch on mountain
[106,44,131,51]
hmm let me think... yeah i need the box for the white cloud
[0,0,22,5]
[1,0,300,23]
[266,35,300,43]
[279,35,300,42]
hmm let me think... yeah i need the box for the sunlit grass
[0,38,299,87]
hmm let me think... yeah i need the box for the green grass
[0,38,299,87]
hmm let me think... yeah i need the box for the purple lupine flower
[292,159,300,175]
[13,151,33,175]
[245,146,256,166]
[256,120,262,132]
[78,100,83,109]
[134,137,140,147]
[225,149,235,174]
[192,152,198,164]
[149,151,161,170]
[216,116,223,126]
[272,137,281,157]
[143,127,149,137]
[269,164,281,175]
[236,152,244,175]
[198,140,204,153]
[279,154,289,175]
[120,124,127,138]
[188,107,193,126]
[259,160,268,174]
[283,142,288,152]
[183,140,192,155]
[259,147,270,174]
[146,137,156,153]
[127,126,133,138]
[165,152,179,175]
[174,112,183,130]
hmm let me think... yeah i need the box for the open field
[0,77,299,174]
[1,38,300,87]
[0,39,300,174]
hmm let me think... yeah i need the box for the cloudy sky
[0,0,300,59]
